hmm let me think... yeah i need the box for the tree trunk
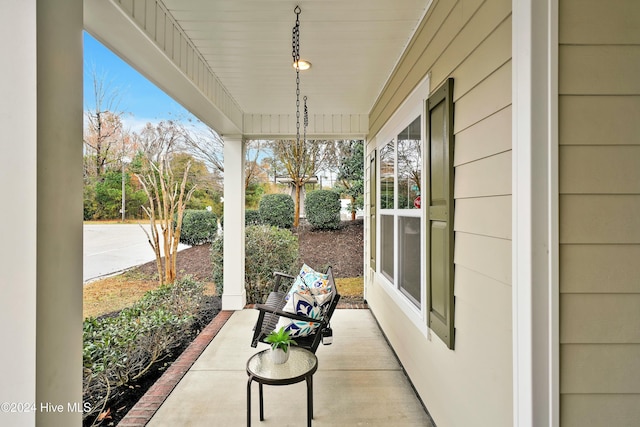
[293,183,301,227]
[351,195,356,221]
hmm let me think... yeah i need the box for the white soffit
[162,0,430,116]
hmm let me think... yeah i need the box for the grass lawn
[335,277,364,298]
[84,274,363,319]
[83,272,216,319]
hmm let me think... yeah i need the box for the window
[378,117,422,306]
[426,78,455,349]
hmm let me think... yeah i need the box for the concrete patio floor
[146,309,435,426]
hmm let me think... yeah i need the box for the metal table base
[246,347,318,427]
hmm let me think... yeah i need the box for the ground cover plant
[82,277,219,426]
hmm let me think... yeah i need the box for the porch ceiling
[84,0,430,138]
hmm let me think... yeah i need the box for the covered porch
[2,0,574,425]
[122,309,434,426]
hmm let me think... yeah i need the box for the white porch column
[1,3,37,425]
[0,1,83,426]
[512,0,559,426]
[222,135,247,310]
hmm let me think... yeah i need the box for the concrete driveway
[83,223,189,283]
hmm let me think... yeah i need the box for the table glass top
[247,347,317,380]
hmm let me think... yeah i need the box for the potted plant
[265,327,297,364]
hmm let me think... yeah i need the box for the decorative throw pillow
[285,264,332,302]
[277,292,324,337]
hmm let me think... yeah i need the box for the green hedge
[179,209,218,245]
[305,190,341,230]
[211,225,299,304]
[259,193,294,229]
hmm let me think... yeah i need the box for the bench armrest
[272,271,296,293]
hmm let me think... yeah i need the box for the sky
[83,31,196,133]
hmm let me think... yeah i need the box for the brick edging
[117,310,234,426]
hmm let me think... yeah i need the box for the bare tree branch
[83,66,128,177]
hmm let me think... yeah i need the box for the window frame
[374,78,429,317]
[378,127,423,306]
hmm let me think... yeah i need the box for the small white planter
[270,347,290,364]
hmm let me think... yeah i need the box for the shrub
[210,236,224,294]
[179,209,218,245]
[259,193,294,229]
[211,225,299,303]
[245,209,262,226]
[82,277,205,424]
[305,190,342,230]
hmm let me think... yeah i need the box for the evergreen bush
[259,193,294,229]
[245,209,262,225]
[179,209,218,245]
[211,225,299,303]
[305,190,342,230]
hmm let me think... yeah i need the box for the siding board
[454,232,511,285]
[561,294,640,343]
[560,146,640,194]
[433,3,511,99]
[561,245,640,294]
[453,61,512,133]
[559,45,640,95]
[561,344,640,394]
[560,195,640,244]
[560,96,640,146]
[561,395,640,427]
[454,151,511,198]
[455,195,511,239]
[455,265,512,327]
[454,106,511,166]
[559,0,640,45]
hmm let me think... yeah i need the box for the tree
[137,121,183,163]
[179,124,224,174]
[273,139,328,227]
[83,67,128,178]
[245,140,269,190]
[336,140,365,220]
[135,123,196,285]
[170,152,221,211]
[137,156,195,285]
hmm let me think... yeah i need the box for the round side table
[246,347,318,427]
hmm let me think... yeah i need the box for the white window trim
[374,75,430,328]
